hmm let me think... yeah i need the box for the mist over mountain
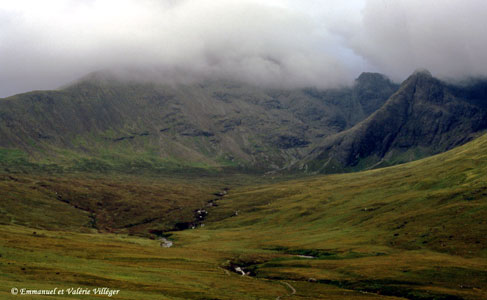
[3,2,487,299]
[2,1,487,97]
[2,2,487,173]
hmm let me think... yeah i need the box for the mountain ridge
[2,69,486,174]
[302,70,487,173]
[0,71,398,172]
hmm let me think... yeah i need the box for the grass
[0,226,394,300]
[0,145,219,175]
[0,134,486,299]
[0,173,228,236]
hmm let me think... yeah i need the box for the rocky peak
[355,72,390,85]
[402,69,438,87]
[400,69,444,104]
[353,72,399,115]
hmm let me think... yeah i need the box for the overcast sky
[1,0,487,97]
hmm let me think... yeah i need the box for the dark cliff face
[304,70,487,173]
[354,72,400,116]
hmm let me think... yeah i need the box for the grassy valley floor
[1,134,487,299]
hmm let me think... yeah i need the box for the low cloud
[341,0,487,82]
[1,0,486,97]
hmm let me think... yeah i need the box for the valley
[0,70,486,299]
[0,132,486,299]
[2,1,487,299]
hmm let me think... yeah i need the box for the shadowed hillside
[302,70,487,173]
[0,72,398,172]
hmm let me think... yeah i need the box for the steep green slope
[172,133,487,299]
[199,134,487,256]
[0,72,397,172]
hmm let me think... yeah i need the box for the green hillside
[0,72,398,173]
[1,133,486,299]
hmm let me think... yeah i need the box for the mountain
[302,70,487,173]
[2,70,487,300]
[0,71,397,172]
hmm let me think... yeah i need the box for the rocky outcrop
[303,70,487,173]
